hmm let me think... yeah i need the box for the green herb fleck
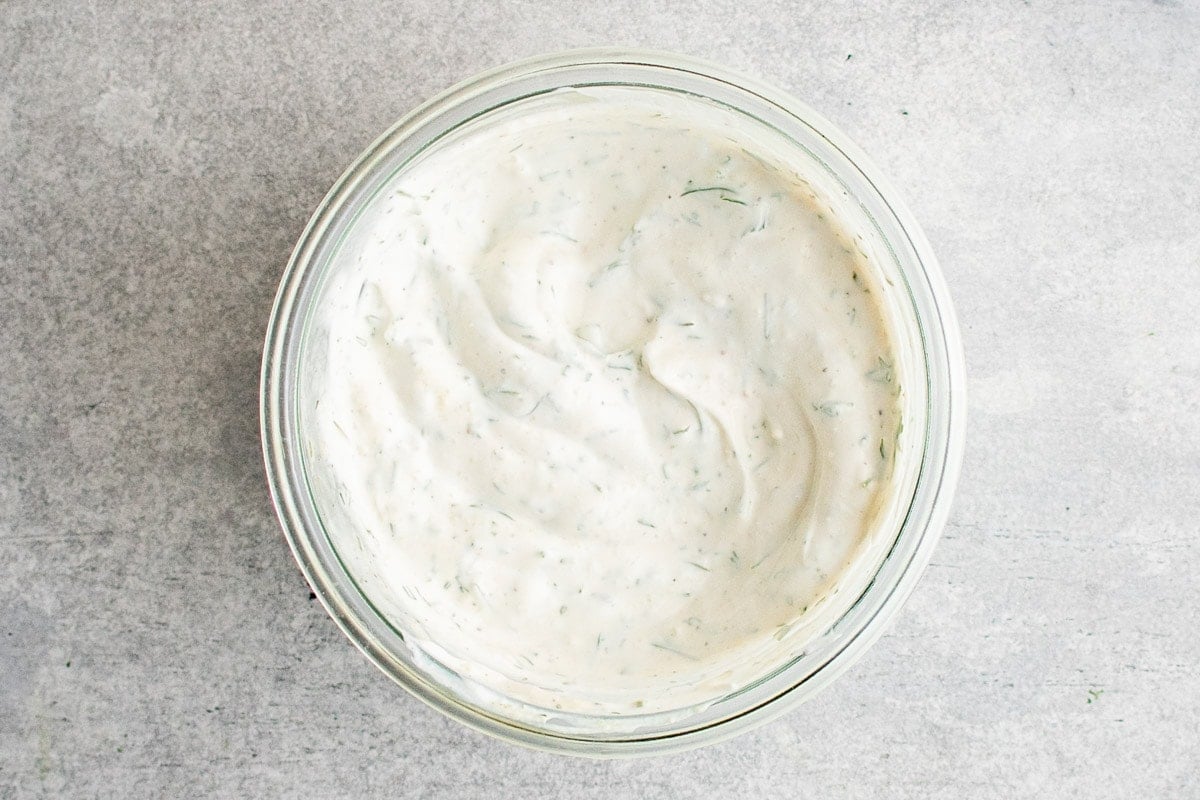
[468,502,513,521]
[681,184,737,196]
[866,356,894,383]
[651,641,699,661]
[586,259,623,288]
[813,401,852,417]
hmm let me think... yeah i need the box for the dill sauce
[311,87,904,716]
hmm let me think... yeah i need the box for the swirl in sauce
[309,87,906,716]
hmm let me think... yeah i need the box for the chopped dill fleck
[681,184,737,196]
[519,393,550,418]
[813,401,852,417]
[651,641,699,661]
[866,356,894,383]
[469,502,514,521]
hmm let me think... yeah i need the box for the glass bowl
[260,48,965,756]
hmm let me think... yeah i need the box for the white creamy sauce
[309,87,906,716]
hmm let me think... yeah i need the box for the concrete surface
[2,1,1199,797]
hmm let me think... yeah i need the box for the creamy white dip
[307,87,907,716]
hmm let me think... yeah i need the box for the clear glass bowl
[260,49,966,756]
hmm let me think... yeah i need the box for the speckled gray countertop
[2,1,1198,797]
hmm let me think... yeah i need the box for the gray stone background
[2,0,1198,796]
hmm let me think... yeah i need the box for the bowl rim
[260,47,967,757]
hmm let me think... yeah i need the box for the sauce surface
[310,87,905,715]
